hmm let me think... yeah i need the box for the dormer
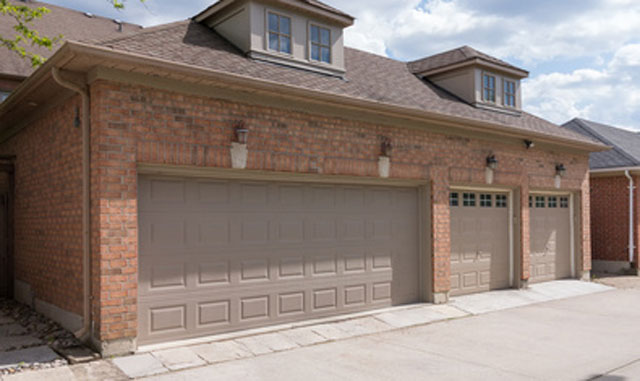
[195,0,354,77]
[408,46,529,115]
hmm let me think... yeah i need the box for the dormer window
[483,74,496,103]
[268,12,292,54]
[310,24,331,63]
[504,79,516,107]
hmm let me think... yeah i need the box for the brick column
[520,184,530,285]
[580,174,592,279]
[431,166,450,303]
[90,83,139,355]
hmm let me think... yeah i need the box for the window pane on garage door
[449,191,510,296]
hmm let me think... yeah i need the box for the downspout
[625,170,635,265]
[51,68,91,341]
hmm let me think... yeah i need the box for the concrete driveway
[142,287,640,381]
[3,280,639,380]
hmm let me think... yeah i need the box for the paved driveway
[143,288,640,381]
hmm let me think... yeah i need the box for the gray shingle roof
[0,0,141,79]
[408,45,528,76]
[96,20,598,147]
[562,118,640,169]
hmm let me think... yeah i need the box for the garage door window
[548,196,558,208]
[560,197,569,208]
[480,194,492,207]
[450,192,459,207]
[495,194,507,208]
[535,196,545,208]
[463,193,476,207]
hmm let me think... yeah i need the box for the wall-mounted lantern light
[234,121,249,145]
[486,155,498,170]
[378,137,392,178]
[485,154,497,185]
[231,120,249,169]
[381,137,393,157]
[554,164,566,189]
[524,140,535,149]
[73,107,81,128]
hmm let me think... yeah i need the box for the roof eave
[414,58,529,79]
[194,0,354,27]
[0,41,606,153]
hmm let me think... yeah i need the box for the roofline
[591,166,640,173]
[0,41,608,152]
[194,0,354,26]
[590,166,640,178]
[566,118,639,165]
[412,57,529,79]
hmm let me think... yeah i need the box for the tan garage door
[529,195,572,283]
[138,176,420,345]
[450,191,510,296]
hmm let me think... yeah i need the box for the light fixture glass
[486,155,498,170]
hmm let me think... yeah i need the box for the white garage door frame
[136,163,432,347]
[529,190,576,278]
[449,185,515,288]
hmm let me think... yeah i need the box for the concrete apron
[101,280,612,380]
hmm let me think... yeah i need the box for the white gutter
[625,170,635,264]
[51,68,91,341]
[590,166,640,174]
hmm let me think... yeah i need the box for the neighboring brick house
[0,0,605,355]
[564,118,639,274]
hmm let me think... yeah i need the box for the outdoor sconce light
[73,107,81,128]
[524,140,535,149]
[234,121,249,145]
[378,137,392,178]
[486,155,498,170]
[485,154,497,184]
[555,163,566,189]
[231,120,249,169]
[381,137,393,157]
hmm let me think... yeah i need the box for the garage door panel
[450,191,510,296]
[530,195,571,283]
[138,177,419,345]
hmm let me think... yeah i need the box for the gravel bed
[0,298,85,375]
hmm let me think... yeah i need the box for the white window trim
[265,9,293,57]
[307,21,332,65]
[482,71,497,104]
[503,78,517,108]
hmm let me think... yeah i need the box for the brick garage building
[564,118,639,273]
[0,0,605,355]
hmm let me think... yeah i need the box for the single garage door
[529,195,572,283]
[138,176,420,345]
[449,191,510,296]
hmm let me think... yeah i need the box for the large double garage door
[450,190,573,296]
[138,176,420,345]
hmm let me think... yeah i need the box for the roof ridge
[570,118,640,165]
[96,19,190,46]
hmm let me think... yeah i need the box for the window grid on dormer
[268,12,292,54]
[504,79,516,107]
[310,24,331,63]
[483,74,496,103]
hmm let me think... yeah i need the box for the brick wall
[89,79,591,343]
[0,96,84,315]
[590,176,635,263]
